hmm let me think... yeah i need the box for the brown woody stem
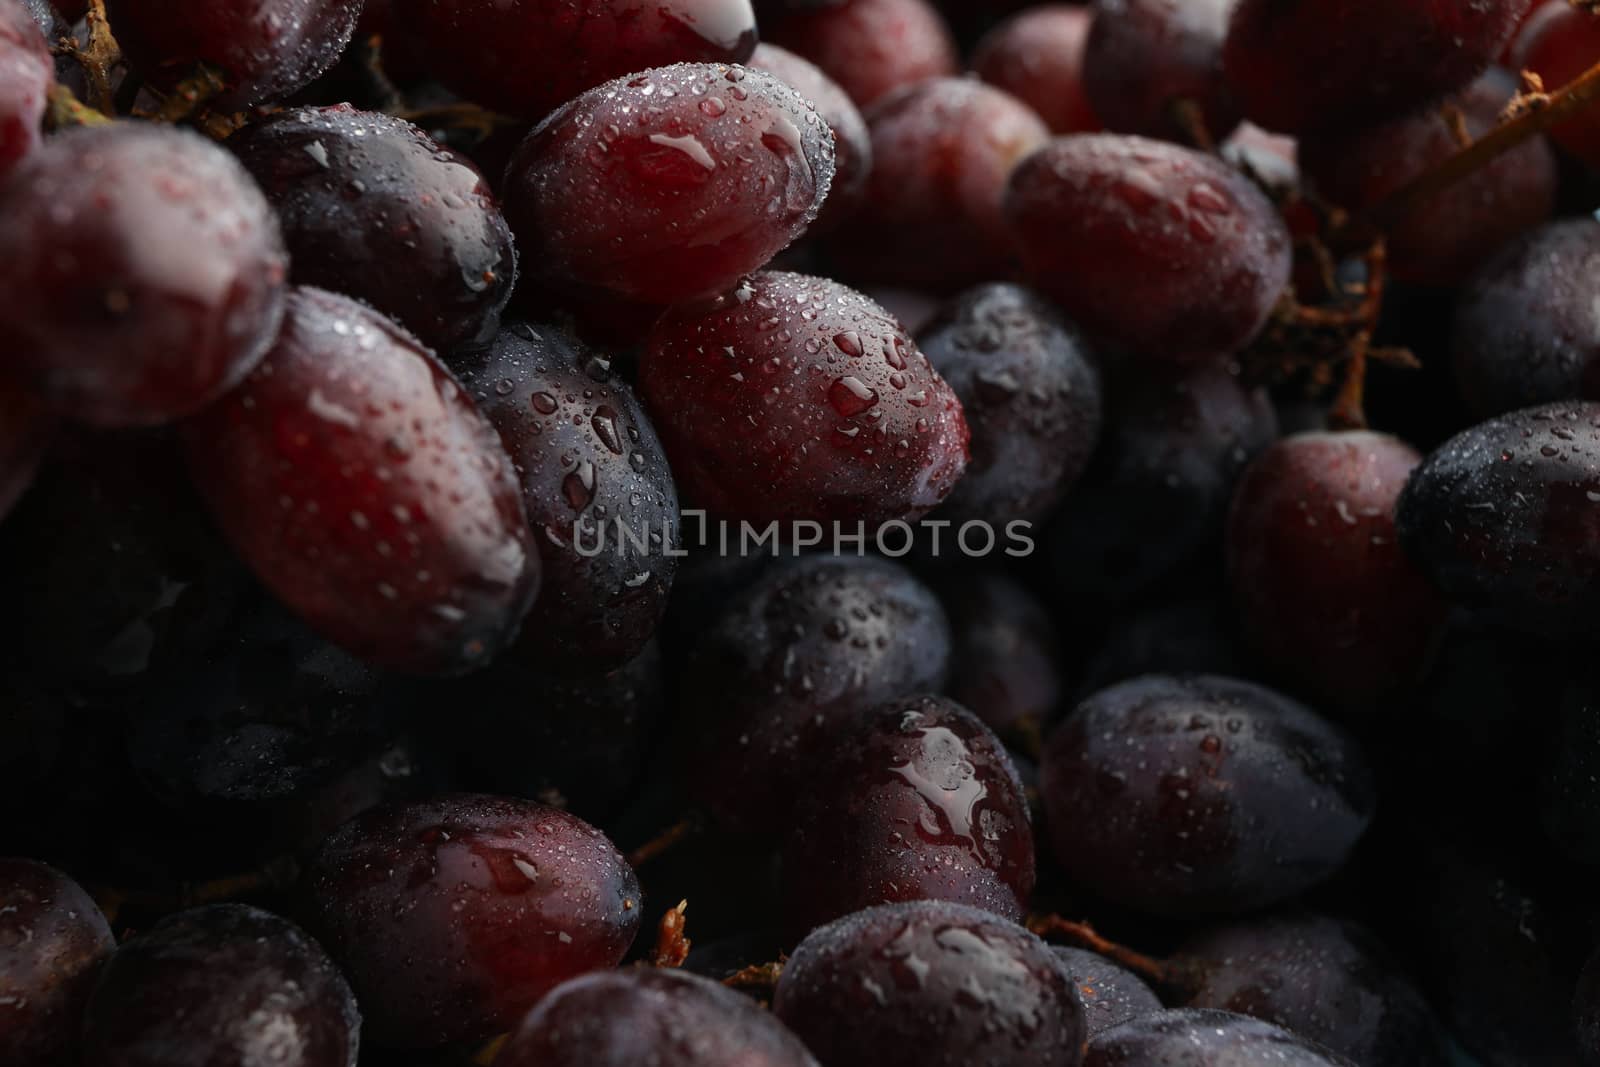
[1026,914,1173,989]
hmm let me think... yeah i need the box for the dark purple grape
[782,694,1035,939]
[686,554,952,834]
[495,968,819,1067]
[937,570,1064,743]
[186,287,540,677]
[1052,947,1163,1038]
[0,859,114,1067]
[766,0,958,109]
[918,282,1102,524]
[305,794,641,1049]
[1040,675,1376,917]
[389,0,757,119]
[454,322,678,674]
[748,42,872,231]
[773,901,1086,1067]
[1086,1009,1355,1066]
[0,124,288,427]
[1082,0,1239,143]
[229,105,516,352]
[1177,913,1448,1066]
[1452,218,1600,418]
[972,6,1100,135]
[103,0,362,110]
[0,0,50,180]
[0,372,47,522]
[1396,401,1600,633]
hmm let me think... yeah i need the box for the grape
[1451,219,1600,418]
[83,904,358,1067]
[782,694,1035,939]
[826,78,1048,290]
[971,5,1101,135]
[1082,0,1238,143]
[917,283,1102,524]
[1079,598,1242,696]
[185,286,540,677]
[686,554,951,834]
[638,272,969,524]
[1177,913,1448,1066]
[1222,0,1530,134]
[1220,122,1299,190]
[1086,1009,1355,1066]
[748,42,872,231]
[454,322,678,674]
[1045,363,1279,606]
[1300,71,1557,287]
[1396,401,1600,633]
[502,63,835,308]
[1005,135,1292,362]
[1040,674,1376,916]
[0,859,114,1067]
[229,105,516,353]
[103,0,362,110]
[937,570,1064,744]
[1052,947,1162,1038]
[495,968,819,1067]
[0,373,47,523]
[1225,432,1446,716]
[0,124,288,427]
[773,901,1085,1067]
[388,0,756,119]
[1519,3,1600,167]
[305,793,641,1048]
[0,0,50,179]
[766,0,958,108]
[1576,945,1600,1066]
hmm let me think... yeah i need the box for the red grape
[185,286,540,677]
[0,859,114,1067]
[782,694,1036,939]
[0,373,47,523]
[305,794,641,1048]
[1087,1009,1354,1066]
[938,570,1064,744]
[0,0,50,179]
[1517,5,1600,166]
[1222,0,1531,134]
[229,105,517,352]
[0,124,289,427]
[103,0,363,110]
[773,900,1085,1067]
[1005,134,1291,362]
[1082,0,1238,143]
[971,5,1101,135]
[766,0,958,108]
[748,42,872,230]
[826,77,1049,290]
[502,63,836,307]
[639,272,969,524]
[389,0,757,119]
[1225,432,1446,716]
[1052,947,1162,1038]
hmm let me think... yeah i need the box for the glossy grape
[1520,2,1600,166]
[0,0,49,179]
[938,570,1064,743]
[1452,218,1600,417]
[103,0,362,110]
[782,694,1035,939]
[0,373,46,523]
[767,0,958,108]
[186,286,540,677]
[83,904,358,1067]
[686,554,952,834]
[1222,0,1530,134]
[305,794,641,1048]
[1083,0,1238,143]
[773,901,1085,1067]
[972,6,1100,135]
[455,322,678,673]
[1052,947,1162,1038]
[1226,432,1445,715]
[389,0,757,119]
[0,124,288,426]
[1086,1009,1354,1066]
[502,63,835,308]
[827,77,1049,290]
[1397,400,1600,633]
[918,283,1101,523]
[639,272,969,524]
[0,859,114,1067]
[748,42,872,230]
[1005,135,1291,362]
[496,968,819,1067]
[230,105,516,352]
[1040,675,1376,916]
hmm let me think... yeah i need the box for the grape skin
[1086,1008,1356,1066]
[766,0,959,109]
[0,0,51,179]
[971,6,1101,135]
[1082,0,1238,143]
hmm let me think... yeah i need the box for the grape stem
[625,814,701,870]
[722,960,786,1000]
[1026,914,1174,989]
[46,83,111,129]
[650,900,692,968]
[54,0,121,116]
